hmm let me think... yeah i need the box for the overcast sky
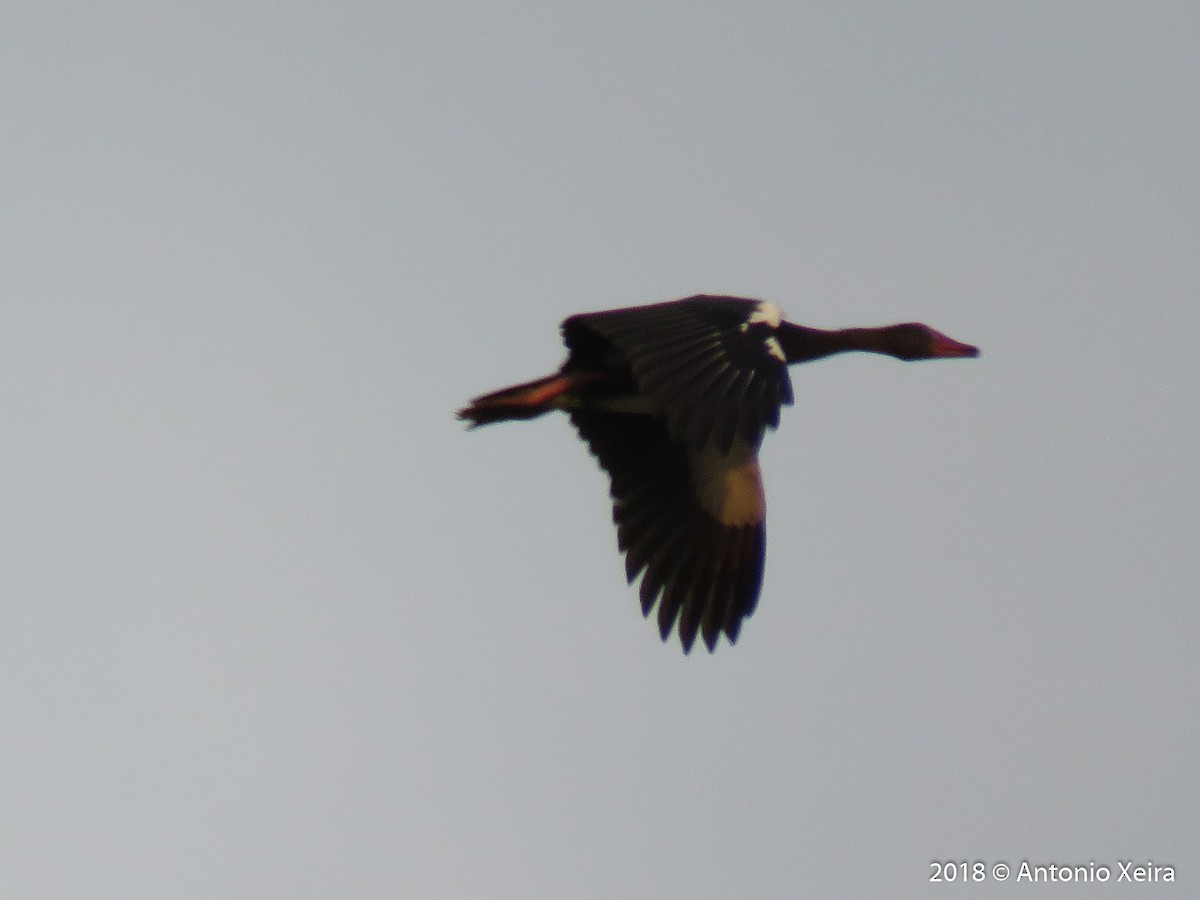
[3,3,1197,898]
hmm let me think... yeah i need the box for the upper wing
[570,408,766,652]
[562,296,794,452]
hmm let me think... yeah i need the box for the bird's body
[459,295,978,652]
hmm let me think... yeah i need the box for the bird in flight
[459,295,979,652]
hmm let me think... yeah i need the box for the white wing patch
[746,301,784,330]
[738,302,786,360]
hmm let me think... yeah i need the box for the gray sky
[3,3,1197,897]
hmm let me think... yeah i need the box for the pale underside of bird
[459,295,979,652]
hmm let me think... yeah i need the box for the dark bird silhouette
[459,295,979,652]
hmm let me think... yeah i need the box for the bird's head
[881,323,980,360]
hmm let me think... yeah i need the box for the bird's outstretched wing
[570,408,766,652]
[562,296,794,452]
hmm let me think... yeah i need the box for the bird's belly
[590,394,655,415]
[554,392,655,415]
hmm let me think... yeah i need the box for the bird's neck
[777,324,889,363]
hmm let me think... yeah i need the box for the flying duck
[458,295,979,652]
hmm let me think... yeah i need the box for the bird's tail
[457,372,590,427]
